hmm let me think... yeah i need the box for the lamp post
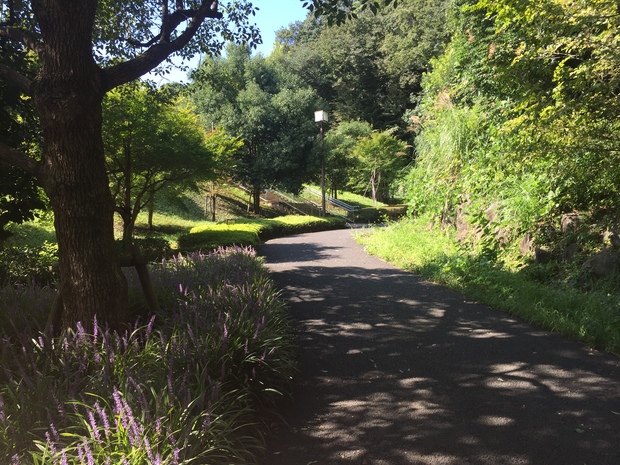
[314,110,328,217]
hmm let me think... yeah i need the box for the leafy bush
[177,215,346,252]
[355,205,408,223]
[177,226,260,252]
[0,246,296,464]
[116,237,173,263]
[0,241,58,286]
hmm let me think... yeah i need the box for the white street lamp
[314,110,328,216]
[314,110,328,123]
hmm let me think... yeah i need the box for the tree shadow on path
[258,230,620,465]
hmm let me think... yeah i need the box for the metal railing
[233,184,359,222]
[303,188,360,221]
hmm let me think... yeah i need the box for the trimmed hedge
[177,215,347,252]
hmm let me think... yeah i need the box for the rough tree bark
[31,0,129,329]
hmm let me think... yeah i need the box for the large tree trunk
[32,0,129,330]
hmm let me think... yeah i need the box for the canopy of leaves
[276,0,451,130]
[0,39,43,240]
[190,43,322,194]
[103,83,214,238]
[350,130,407,202]
[324,120,373,191]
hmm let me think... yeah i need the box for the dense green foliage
[405,0,620,250]
[0,40,44,244]
[3,0,620,462]
[103,83,215,242]
[276,0,451,129]
[189,44,323,213]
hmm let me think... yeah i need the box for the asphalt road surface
[257,228,620,465]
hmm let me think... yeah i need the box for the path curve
[258,229,620,465]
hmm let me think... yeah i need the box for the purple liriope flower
[93,315,98,346]
[82,438,95,465]
[121,331,130,351]
[167,368,175,401]
[145,315,156,340]
[76,442,84,463]
[0,393,5,423]
[112,387,123,415]
[87,409,101,443]
[76,321,85,343]
[45,431,57,456]
[50,423,60,442]
[11,453,21,465]
[61,450,68,465]
[113,387,130,432]
[123,398,143,448]
[144,435,155,463]
[173,447,180,465]
[186,324,197,348]
[94,402,111,440]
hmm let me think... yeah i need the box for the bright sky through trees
[151,0,309,83]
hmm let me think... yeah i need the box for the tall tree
[0,0,260,329]
[276,0,451,130]
[191,44,321,213]
[0,0,387,328]
[202,127,244,221]
[324,120,373,196]
[350,130,406,203]
[103,84,214,241]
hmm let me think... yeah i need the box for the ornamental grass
[0,246,295,464]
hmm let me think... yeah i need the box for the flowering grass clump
[0,246,295,464]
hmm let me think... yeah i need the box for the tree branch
[0,25,45,56]
[0,63,33,94]
[103,1,222,91]
[0,141,40,177]
[117,9,200,48]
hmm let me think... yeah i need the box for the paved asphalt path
[257,228,620,465]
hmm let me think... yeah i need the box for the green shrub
[116,237,173,262]
[0,241,58,286]
[177,228,260,252]
[177,215,346,252]
[355,205,408,223]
